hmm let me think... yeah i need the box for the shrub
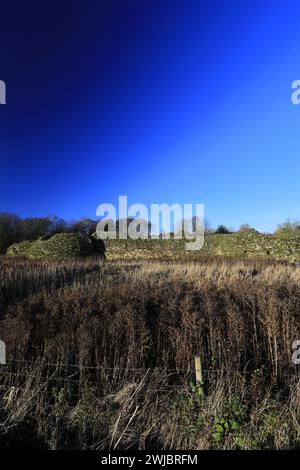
[238,224,253,232]
[275,219,300,237]
[215,225,232,234]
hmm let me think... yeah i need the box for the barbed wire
[0,358,299,379]
[4,355,294,370]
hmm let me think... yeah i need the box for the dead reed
[0,256,299,449]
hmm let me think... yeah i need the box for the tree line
[0,214,97,254]
[0,214,151,254]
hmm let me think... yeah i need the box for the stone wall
[104,230,300,261]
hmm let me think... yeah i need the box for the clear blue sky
[0,0,299,232]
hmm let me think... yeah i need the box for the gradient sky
[0,0,299,232]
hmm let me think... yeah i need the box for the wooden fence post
[0,341,6,365]
[194,355,202,385]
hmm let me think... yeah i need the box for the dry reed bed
[0,256,300,449]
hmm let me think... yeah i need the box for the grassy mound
[7,233,105,258]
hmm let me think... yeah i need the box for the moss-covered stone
[6,240,32,256]
[104,230,300,261]
[7,233,105,258]
[7,229,300,261]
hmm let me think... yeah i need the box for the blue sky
[0,0,299,232]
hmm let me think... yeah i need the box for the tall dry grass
[0,256,300,449]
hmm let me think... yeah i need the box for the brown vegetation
[0,256,300,449]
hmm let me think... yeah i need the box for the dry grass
[0,256,299,449]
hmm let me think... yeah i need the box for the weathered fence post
[194,355,204,398]
[194,355,202,385]
[0,340,6,365]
